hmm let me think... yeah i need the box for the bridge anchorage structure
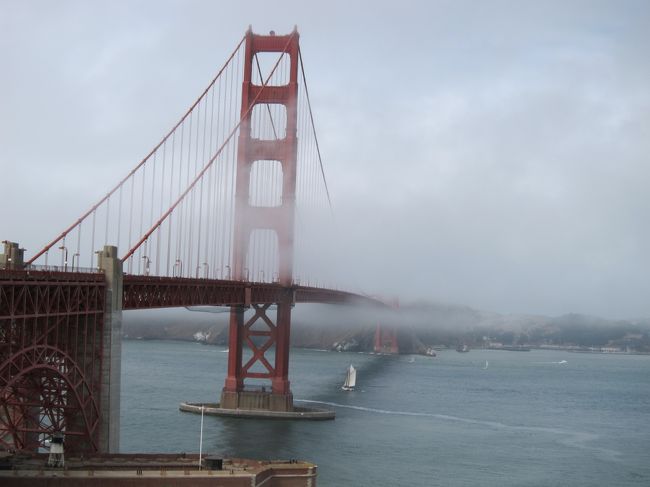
[0,241,122,453]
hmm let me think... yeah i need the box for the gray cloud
[2,0,648,319]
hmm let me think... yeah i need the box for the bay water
[121,340,650,486]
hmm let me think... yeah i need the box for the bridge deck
[123,274,373,309]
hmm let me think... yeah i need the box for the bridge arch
[0,344,101,452]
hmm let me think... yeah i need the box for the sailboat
[341,364,357,391]
[483,360,489,370]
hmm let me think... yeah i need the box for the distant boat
[491,345,531,352]
[456,344,470,353]
[341,365,356,391]
[483,360,489,369]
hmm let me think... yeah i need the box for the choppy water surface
[121,340,650,486]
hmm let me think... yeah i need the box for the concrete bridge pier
[0,241,24,269]
[97,246,123,453]
[220,289,294,413]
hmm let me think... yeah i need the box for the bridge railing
[0,263,103,274]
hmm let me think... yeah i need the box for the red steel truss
[122,275,369,309]
[0,270,105,452]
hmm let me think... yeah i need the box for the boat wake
[296,399,620,460]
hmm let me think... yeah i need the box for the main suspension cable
[298,47,333,212]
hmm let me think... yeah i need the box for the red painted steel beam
[120,274,384,309]
[0,269,105,453]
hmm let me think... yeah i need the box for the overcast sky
[2,1,648,319]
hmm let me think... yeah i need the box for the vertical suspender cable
[105,196,110,247]
[185,112,194,277]
[127,174,135,273]
[176,122,185,273]
[166,132,176,276]
[138,162,147,274]
[117,185,123,252]
[298,48,333,212]
[90,209,96,269]
[156,142,167,276]
[203,84,215,274]
[225,49,237,277]
[75,222,82,271]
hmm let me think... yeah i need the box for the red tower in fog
[374,324,399,354]
[221,28,300,411]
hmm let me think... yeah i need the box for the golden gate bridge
[0,28,391,454]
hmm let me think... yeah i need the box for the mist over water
[121,340,650,486]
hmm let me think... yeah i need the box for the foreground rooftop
[0,452,317,486]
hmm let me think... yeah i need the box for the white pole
[199,405,205,470]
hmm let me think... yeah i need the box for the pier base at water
[220,389,294,412]
[179,402,335,420]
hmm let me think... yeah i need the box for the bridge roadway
[123,274,376,309]
[0,268,378,314]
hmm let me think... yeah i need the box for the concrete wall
[0,241,24,269]
[97,246,123,453]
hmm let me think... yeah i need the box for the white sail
[348,366,356,388]
[342,365,356,390]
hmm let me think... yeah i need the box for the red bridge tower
[374,325,399,354]
[221,28,300,412]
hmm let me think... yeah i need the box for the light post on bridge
[202,262,209,278]
[174,259,183,277]
[71,252,80,272]
[58,245,68,271]
[225,265,231,280]
[142,255,151,276]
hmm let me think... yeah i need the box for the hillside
[123,302,650,353]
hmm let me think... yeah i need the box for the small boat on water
[483,360,489,369]
[456,344,470,353]
[341,364,356,391]
[489,345,531,352]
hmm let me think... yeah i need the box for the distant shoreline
[122,336,650,356]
